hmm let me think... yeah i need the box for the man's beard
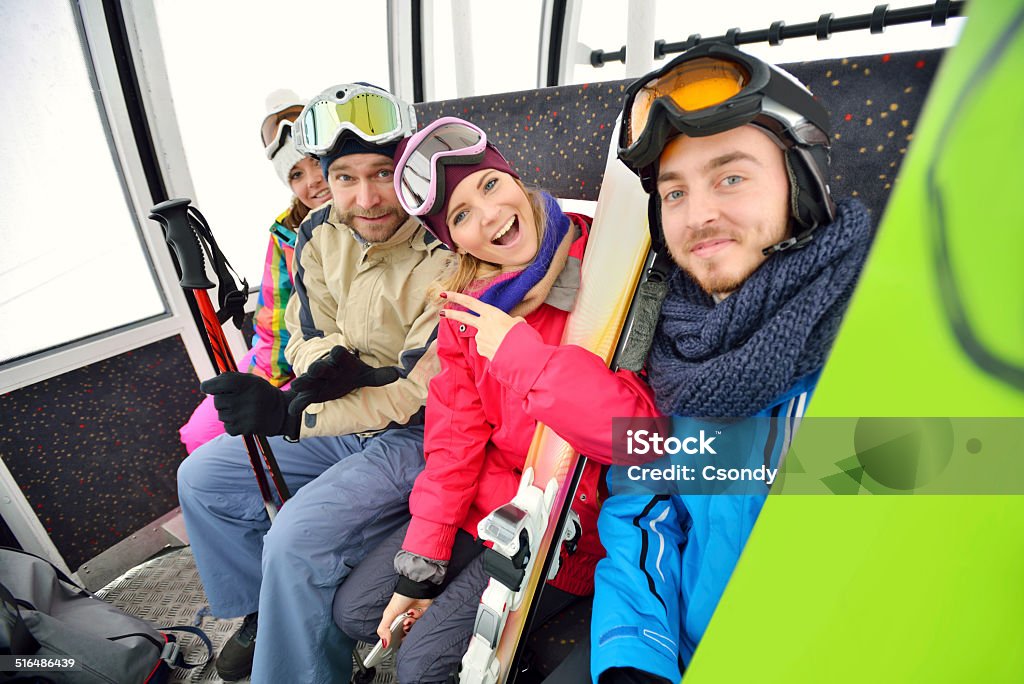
[690,270,747,297]
[668,228,745,297]
[680,264,748,297]
[338,207,406,243]
[669,220,789,298]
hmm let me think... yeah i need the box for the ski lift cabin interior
[5,1,1020,682]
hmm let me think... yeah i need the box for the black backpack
[0,547,211,683]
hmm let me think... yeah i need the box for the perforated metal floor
[96,546,394,683]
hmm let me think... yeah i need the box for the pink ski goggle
[395,117,488,216]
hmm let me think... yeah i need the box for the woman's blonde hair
[432,179,548,296]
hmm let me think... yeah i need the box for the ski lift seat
[413,49,946,225]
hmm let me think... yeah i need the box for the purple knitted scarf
[475,193,569,313]
[648,199,873,417]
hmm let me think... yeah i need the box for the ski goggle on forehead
[618,41,829,173]
[395,117,487,216]
[294,84,416,157]
[261,104,304,160]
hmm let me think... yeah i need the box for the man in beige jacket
[177,83,448,684]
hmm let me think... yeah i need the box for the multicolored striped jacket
[245,210,296,387]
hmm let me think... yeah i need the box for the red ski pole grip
[149,198,215,289]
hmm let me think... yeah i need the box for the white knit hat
[263,89,307,187]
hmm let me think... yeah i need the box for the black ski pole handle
[150,198,290,511]
[149,198,215,289]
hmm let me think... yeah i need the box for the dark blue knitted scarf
[648,199,873,417]
[477,192,569,313]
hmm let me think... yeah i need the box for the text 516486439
[1,656,80,671]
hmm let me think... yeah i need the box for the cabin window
[427,0,544,100]
[571,0,964,85]
[152,0,392,283]
[0,0,165,365]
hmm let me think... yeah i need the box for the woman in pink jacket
[178,90,330,453]
[334,117,658,683]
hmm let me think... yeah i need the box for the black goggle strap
[762,68,831,134]
[616,196,674,374]
[186,206,249,328]
[762,229,816,256]
[786,145,836,228]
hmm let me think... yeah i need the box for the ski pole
[150,198,291,519]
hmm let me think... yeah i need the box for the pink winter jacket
[403,219,660,596]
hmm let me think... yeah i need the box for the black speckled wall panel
[414,49,943,223]
[791,50,940,223]
[0,335,199,568]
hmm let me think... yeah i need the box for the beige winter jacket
[284,202,448,437]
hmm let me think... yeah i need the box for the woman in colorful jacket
[334,117,659,683]
[179,90,330,453]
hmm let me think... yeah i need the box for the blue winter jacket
[591,371,819,683]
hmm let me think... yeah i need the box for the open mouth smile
[491,216,520,246]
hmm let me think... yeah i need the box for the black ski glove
[200,372,300,439]
[288,345,402,417]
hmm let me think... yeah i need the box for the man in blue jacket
[592,43,874,683]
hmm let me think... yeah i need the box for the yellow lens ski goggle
[294,84,416,157]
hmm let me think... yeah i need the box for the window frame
[0,0,223,573]
[0,0,221,396]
